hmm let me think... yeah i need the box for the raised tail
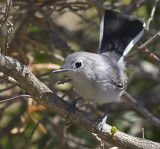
[98,10,145,65]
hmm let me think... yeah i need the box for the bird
[53,10,145,130]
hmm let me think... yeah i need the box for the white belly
[71,75,120,104]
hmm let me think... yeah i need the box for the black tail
[98,10,145,62]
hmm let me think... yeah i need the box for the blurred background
[0,0,160,148]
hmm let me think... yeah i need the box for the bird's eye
[75,61,82,68]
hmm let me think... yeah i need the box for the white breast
[71,74,120,104]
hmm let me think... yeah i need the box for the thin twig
[125,31,160,65]
[43,138,54,149]
[21,115,45,149]
[142,128,144,139]
[0,0,13,53]
[0,95,30,103]
[0,107,26,139]
[0,0,12,28]
[138,31,160,50]
[5,20,13,50]
[122,0,151,14]
[0,84,17,93]
[141,48,160,65]
[146,0,159,31]
[0,72,19,85]
[85,0,105,15]
[71,9,99,27]
[92,133,105,149]
[123,91,160,128]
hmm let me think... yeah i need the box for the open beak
[52,68,74,73]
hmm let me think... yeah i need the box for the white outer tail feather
[118,22,146,68]
[98,16,104,52]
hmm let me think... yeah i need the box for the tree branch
[0,53,159,149]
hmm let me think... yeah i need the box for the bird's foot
[97,114,108,131]
[66,97,82,115]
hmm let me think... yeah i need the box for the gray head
[53,52,94,79]
[52,51,116,78]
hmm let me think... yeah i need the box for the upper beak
[52,68,74,73]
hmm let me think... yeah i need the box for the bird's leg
[97,103,109,131]
[67,96,82,114]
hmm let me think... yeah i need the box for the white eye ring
[75,61,82,68]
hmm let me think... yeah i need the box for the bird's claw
[97,115,108,131]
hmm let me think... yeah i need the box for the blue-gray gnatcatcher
[53,10,145,103]
[53,10,145,129]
